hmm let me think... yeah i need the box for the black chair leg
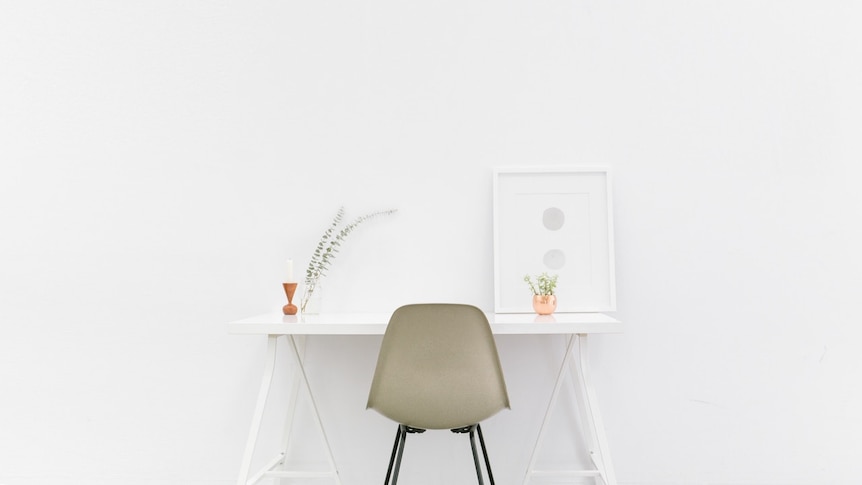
[384,425,403,485]
[384,425,410,485]
[389,424,495,485]
[476,424,496,485]
[468,425,485,485]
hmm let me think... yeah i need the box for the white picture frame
[493,166,616,313]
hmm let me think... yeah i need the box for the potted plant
[524,272,559,315]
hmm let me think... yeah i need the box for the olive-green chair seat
[367,303,510,485]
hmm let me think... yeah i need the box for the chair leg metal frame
[384,424,496,485]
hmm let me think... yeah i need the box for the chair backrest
[367,303,510,430]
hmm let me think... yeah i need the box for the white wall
[2,1,861,484]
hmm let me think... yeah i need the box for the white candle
[285,259,294,282]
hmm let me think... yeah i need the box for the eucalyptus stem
[300,206,397,312]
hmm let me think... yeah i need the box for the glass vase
[300,281,324,315]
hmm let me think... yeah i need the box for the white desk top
[227,311,622,336]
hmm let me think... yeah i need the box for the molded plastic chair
[367,303,510,485]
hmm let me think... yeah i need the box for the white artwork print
[494,167,616,313]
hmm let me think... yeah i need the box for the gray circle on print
[543,207,565,231]
[543,249,566,270]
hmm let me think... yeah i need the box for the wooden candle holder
[282,282,298,315]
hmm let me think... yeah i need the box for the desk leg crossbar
[237,335,342,485]
[523,334,617,485]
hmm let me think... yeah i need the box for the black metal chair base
[383,423,496,485]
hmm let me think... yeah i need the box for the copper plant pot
[532,295,557,315]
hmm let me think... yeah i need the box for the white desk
[228,312,622,485]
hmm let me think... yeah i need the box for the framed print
[493,166,616,313]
